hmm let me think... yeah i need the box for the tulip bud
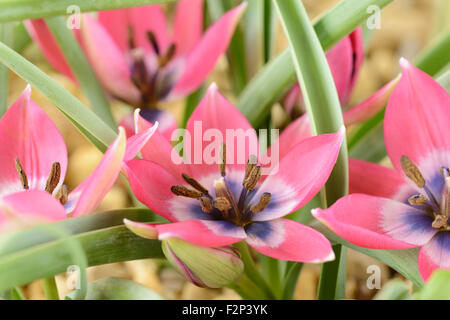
[162,238,244,288]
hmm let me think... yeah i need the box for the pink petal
[418,232,450,281]
[173,0,203,56]
[67,128,126,217]
[0,87,67,196]
[138,109,177,141]
[25,20,75,80]
[185,84,258,178]
[245,218,334,262]
[312,194,435,249]
[126,219,246,247]
[343,77,399,126]
[349,158,406,198]
[282,84,301,115]
[172,3,247,97]
[98,9,129,52]
[123,122,158,162]
[80,14,141,104]
[345,27,365,104]
[385,58,450,172]
[252,128,344,222]
[0,190,66,231]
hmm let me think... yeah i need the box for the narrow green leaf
[317,245,347,300]
[13,22,31,53]
[46,16,116,129]
[0,0,176,22]
[0,40,117,152]
[243,0,265,79]
[263,0,277,62]
[281,262,303,300]
[437,68,450,93]
[415,28,450,77]
[42,277,59,300]
[0,22,13,116]
[416,270,450,300]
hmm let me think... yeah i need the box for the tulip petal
[173,0,203,56]
[251,128,344,221]
[349,158,406,198]
[80,14,141,104]
[245,218,334,262]
[312,194,436,249]
[123,219,158,239]
[172,3,247,96]
[185,84,258,178]
[67,128,126,217]
[123,122,158,162]
[418,232,450,281]
[385,58,450,172]
[139,109,177,141]
[98,9,129,52]
[0,87,67,197]
[25,20,75,80]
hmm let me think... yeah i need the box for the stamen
[200,196,213,213]
[432,215,448,229]
[127,25,135,49]
[214,177,239,220]
[182,173,208,194]
[45,162,61,194]
[171,185,202,199]
[441,178,450,217]
[400,155,425,188]
[56,185,68,205]
[14,158,29,190]
[146,31,160,55]
[440,167,450,178]
[408,194,427,206]
[250,193,271,214]
[244,155,258,180]
[158,44,176,67]
[243,166,261,191]
[213,197,232,211]
[219,143,226,177]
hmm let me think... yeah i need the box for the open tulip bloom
[123,84,344,263]
[313,59,450,281]
[26,0,247,139]
[0,86,157,232]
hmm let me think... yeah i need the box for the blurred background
[5,0,449,299]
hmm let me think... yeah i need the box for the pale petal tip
[133,108,141,134]
[208,82,219,92]
[399,57,412,70]
[123,218,159,240]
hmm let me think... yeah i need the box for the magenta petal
[385,58,450,172]
[98,9,130,52]
[0,87,67,196]
[312,194,434,249]
[123,122,158,162]
[80,14,140,104]
[252,128,344,221]
[67,128,126,217]
[25,20,75,80]
[246,218,334,262]
[173,0,203,56]
[349,158,406,198]
[418,232,450,281]
[172,3,247,97]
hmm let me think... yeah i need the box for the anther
[432,215,448,229]
[171,185,202,199]
[243,166,261,191]
[45,162,61,194]
[14,158,29,189]
[441,178,450,217]
[200,196,213,213]
[213,197,232,211]
[182,173,208,194]
[219,144,226,177]
[250,193,271,214]
[146,31,160,55]
[158,44,176,67]
[400,155,425,188]
[408,194,427,206]
[127,25,135,49]
[56,185,68,205]
[244,155,258,180]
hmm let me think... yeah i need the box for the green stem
[46,16,116,129]
[10,287,26,300]
[42,277,59,300]
[0,22,13,116]
[282,262,303,300]
[261,256,283,299]
[0,0,177,22]
[317,244,347,300]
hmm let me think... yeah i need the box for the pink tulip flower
[0,86,157,231]
[313,59,450,281]
[122,84,345,263]
[26,0,247,140]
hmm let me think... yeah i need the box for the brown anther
[400,155,425,188]
[250,193,271,214]
[244,155,258,180]
[158,44,176,67]
[432,215,448,229]
[213,197,232,211]
[200,196,213,213]
[408,194,427,206]
[171,185,202,199]
[14,158,29,190]
[127,25,135,49]
[219,143,226,177]
[45,162,61,194]
[56,185,68,205]
[243,166,261,191]
[146,31,160,55]
[182,173,208,194]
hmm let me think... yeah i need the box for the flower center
[127,27,177,107]
[401,155,450,230]
[170,145,272,227]
[14,158,68,205]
